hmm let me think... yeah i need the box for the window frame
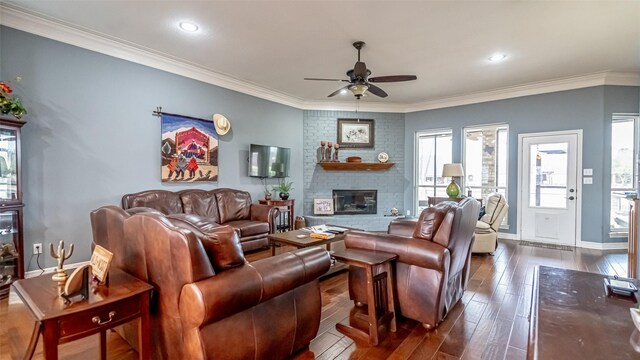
[462,123,510,227]
[609,114,639,236]
[414,129,452,215]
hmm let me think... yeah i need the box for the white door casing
[518,130,582,246]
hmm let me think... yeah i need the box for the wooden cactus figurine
[50,240,74,286]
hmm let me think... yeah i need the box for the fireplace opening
[332,190,377,215]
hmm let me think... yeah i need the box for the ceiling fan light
[340,89,348,94]
[349,84,369,96]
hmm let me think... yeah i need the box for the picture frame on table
[313,198,335,215]
[337,118,374,148]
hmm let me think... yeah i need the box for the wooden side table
[332,249,397,346]
[11,268,153,360]
[259,198,294,231]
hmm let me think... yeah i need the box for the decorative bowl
[346,156,362,163]
[630,308,640,331]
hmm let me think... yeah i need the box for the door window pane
[529,142,568,208]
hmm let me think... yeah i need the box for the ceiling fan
[304,41,417,99]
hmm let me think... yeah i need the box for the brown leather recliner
[121,188,279,251]
[90,206,331,360]
[344,197,479,329]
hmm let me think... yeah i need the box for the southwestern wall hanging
[161,113,218,182]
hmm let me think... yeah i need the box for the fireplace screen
[332,190,377,215]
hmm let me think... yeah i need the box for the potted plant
[0,82,27,119]
[273,179,293,200]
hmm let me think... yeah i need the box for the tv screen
[249,144,291,178]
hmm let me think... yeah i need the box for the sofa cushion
[167,215,245,272]
[225,220,269,237]
[180,189,220,223]
[121,190,183,214]
[475,220,492,234]
[413,202,455,246]
[215,188,252,223]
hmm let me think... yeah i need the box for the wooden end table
[11,268,153,360]
[333,249,397,346]
[259,199,294,231]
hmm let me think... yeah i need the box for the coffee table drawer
[58,297,141,340]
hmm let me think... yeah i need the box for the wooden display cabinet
[0,115,25,299]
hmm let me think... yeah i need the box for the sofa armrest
[344,230,450,272]
[250,204,279,233]
[179,247,330,329]
[387,219,417,237]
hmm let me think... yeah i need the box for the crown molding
[404,71,640,113]
[1,4,638,115]
[0,4,306,109]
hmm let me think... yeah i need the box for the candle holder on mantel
[325,142,333,162]
[320,141,326,162]
[332,143,340,162]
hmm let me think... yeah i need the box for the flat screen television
[248,144,291,178]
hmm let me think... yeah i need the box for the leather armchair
[344,197,479,329]
[90,206,331,360]
[472,193,508,254]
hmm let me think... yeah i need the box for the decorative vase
[264,193,272,200]
[279,192,289,200]
[446,179,460,198]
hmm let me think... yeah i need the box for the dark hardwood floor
[0,239,627,360]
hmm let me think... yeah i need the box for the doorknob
[569,189,575,193]
[568,196,575,200]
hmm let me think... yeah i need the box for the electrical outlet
[33,243,43,254]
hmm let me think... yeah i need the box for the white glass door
[519,132,579,245]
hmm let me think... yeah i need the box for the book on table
[310,231,335,240]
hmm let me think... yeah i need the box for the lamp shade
[442,163,464,177]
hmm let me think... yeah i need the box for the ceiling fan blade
[353,62,367,79]
[304,77,350,82]
[328,85,351,98]
[368,75,417,83]
[366,83,388,98]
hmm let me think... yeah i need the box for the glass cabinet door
[0,211,20,295]
[0,127,18,201]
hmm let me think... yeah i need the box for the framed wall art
[313,198,335,215]
[161,113,219,182]
[337,118,374,148]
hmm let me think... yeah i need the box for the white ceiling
[1,1,639,111]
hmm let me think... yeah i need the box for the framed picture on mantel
[337,118,374,148]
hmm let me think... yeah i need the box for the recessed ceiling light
[179,22,199,33]
[488,53,508,62]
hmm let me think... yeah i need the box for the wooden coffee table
[268,226,361,276]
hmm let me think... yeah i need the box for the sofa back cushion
[214,188,252,223]
[168,215,245,272]
[413,202,456,247]
[121,190,183,215]
[180,189,221,223]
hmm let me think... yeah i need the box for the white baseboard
[25,261,90,278]
[578,241,628,250]
[497,232,518,240]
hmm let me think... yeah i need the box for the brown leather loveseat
[121,188,278,251]
[343,198,479,330]
[91,205,331,360]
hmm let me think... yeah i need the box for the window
[463,124,509,220]
[610,115,638,234]
[415,130,452,213]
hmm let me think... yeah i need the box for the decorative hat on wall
[213,114,231,135]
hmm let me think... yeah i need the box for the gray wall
[405,85,640,244]
[0,27,303,271]
[303,111,406,221]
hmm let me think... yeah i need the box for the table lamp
[442,163,464,198]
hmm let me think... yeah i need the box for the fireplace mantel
[318,162,395,171]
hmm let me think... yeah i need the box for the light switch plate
[583,169,593,176]
[583,177,593,184]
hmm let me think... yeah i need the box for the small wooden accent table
[11,268,153,360]
[528,266,640,359]
[259,199,294,231]
[333,249,397,346]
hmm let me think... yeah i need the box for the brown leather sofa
[121,188,278,251]
[343,197,479,329]
[90,205,331,360]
